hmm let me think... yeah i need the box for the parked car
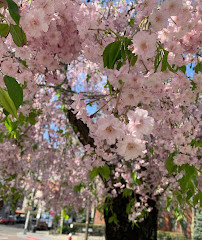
[0,216,5,224]
[4,215,16,225]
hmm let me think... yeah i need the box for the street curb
[25,237,42,240]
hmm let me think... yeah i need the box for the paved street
[0,224,25,240]
[18,232,105,240]
[0,225,105,240]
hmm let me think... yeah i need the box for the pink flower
[95,115,124,145]
[116,135,146,160]
[158,28,171,43]
[127,108,154,137]
[161,0,183,17]
[174,133,185,146]
[1,59,18,77]
[173,154,189,166]
[17,71,33,84]
[132,31,157,60]
[149,9,168,32]
[46,29,62,46]
[121,88,140,107]
[36,50,54,69]
[21,8,49,38]
[136,0,158,16]
[71,94,86,118]
[15,46,30,60]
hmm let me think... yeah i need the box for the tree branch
[67,109,94,147]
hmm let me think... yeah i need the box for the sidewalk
[17,231,105,240]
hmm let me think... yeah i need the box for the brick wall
[94,209,105,225]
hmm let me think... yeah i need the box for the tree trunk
[104,193,158,240]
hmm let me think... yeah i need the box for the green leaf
[89,167,98,180]
[166,197,172,211]
[20,59,28,68]
[33,144,38,150]
[131,55,138,66]
[161,50,169,72]
[119,79,123,85]
[193,62,202,73]
[176,213,183,222]
[124,37,133,49]
[189,138,202,148]
[104,80,113,95]
[195,140,202,148]
[192,176,198,187]
[131,172,141,185]
[123,188,133,198]
[195,92,199,104]
[184,164,197,178]
[4,75,23,109]
[124,37,133,61]
[0,132,4,143]
[57,129,63,134]
[190,80,197,90]
[108,41,121,69]
[98,164,110,180]
[64,132,70,138]
[129,18,135,27]
[167,63,178,73]
[18,112,25,124]
[103,43,111,68]
[10,24,27,47]
[179,176,187,193]
[103,41,121,69]
[121,45,126,63]
[154,51,162,72]
[132,172,137,182]
[186,190,193,201]
[0,23,9,37]
[73,183,85,193]
[86,74,91,84]
[179,65,186,74]
[193,193,200,206]
[108,214,118,224]
[4,117,12,132]
[27,111,37,125]
[5,0,20,25]
[177,194,182,204]
[0,88,17,118]
[193,191,201,207]
[3,108,9,116]
[116,61,123,70]
[126,203,131,214]
[165,151,177,175]
[89,165,110,180]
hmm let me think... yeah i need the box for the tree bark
[104,193,158,240]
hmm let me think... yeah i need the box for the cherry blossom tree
[0,0,201,239]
